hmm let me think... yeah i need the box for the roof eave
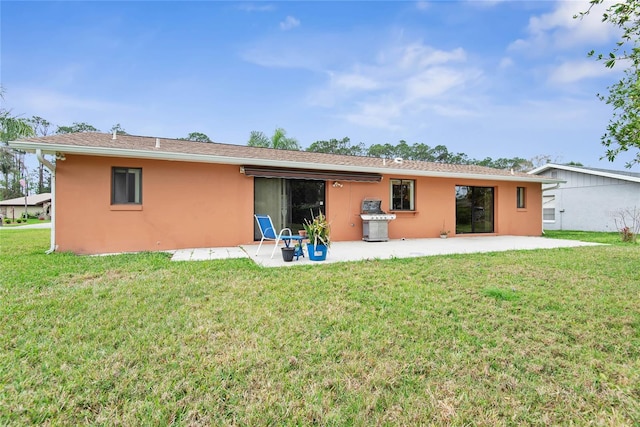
[529,163,640,183]
[9,140,561,184]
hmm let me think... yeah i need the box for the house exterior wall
[56,155,255,254]
[327,177,542,241]
[538,169,640,232]
[55,155,543,254]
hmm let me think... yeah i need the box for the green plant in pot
[303,210,330,261]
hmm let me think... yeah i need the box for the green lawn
[543,229,629,245]
[1,230,638,425]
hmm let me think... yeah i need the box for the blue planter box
[307,243,327,261]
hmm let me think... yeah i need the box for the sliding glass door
[254,178,325,240]
[455,186,494,234]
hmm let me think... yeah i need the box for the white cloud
[548,59,618,84]
[280,16,300,31]
[237,4,275,12]
[243,32,482,132]
[428,103,478,118]
[331,72,380,91]
[415,1,429,11]
[509,1,618,53]
[310,40,482,131]
[19,89,128,114]
[498,57,514,69]
[240,40,322,69]
[404,67,471,100]
[468,0,508,9]
[345,100,403,130]
[398,44,466,69]
[11,87,136,128]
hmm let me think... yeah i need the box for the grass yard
[543,229,629,245]
[1,230,639,425]
[2,218,50,227]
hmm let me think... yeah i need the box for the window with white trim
[391,179,415,210]
[543,195,555,221]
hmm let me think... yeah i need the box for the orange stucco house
[11,133,560,255]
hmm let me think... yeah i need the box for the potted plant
[303,210,330,261]
[281,246,295,262]
[440,221,450,239]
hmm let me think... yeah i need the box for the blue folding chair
[254,214,303,258]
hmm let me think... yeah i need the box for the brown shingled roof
[13,132,555,182]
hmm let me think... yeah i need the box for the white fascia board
[10,140,561,184]
[530,163,640,183]
[528,164,554,175]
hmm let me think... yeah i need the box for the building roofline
[10,139,561,184]
[529,163,640,184]
[0,192,52,206]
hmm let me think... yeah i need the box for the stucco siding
[56,155,255,254]
[54,155,543,254]
[542,173,640,232]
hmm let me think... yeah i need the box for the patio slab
[171,236,603,267]
[171,246,248,261]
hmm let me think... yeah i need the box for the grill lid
[361,198,384,214]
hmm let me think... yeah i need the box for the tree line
[0,99,568,203]
[248,128,557,172]
[0,106,563,202]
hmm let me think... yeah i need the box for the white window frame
[390,179,415,211]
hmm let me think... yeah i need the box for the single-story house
[10,133,560,255]
[0,192,51,220]
[529,163,640,232]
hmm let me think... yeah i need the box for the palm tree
[1,87,36,199]
[248,128,300,150]
[0,113,34,200]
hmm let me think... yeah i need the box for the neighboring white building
[0,193,52,220]
[529,164,640,232]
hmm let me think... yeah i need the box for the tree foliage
[247,128,300,150]
[27,116,52,193]
[306,137,537,171]
[364,141,530,170]
[56,122,99,134]
[578,0,640,167]
[0,88,35,200]
[306,137,365,156]
[110,123,128,136]
[180,132,212,142]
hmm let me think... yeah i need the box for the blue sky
[2,1,636,169]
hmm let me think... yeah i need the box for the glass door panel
[288,180,325,231]
[456,186,494,234]
[254,178,285,240]
[254,178,325,240]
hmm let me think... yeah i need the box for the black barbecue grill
[360,198,396,241]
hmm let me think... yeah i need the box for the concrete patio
[171,236,604,267]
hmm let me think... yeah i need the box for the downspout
[36,149,57,253]
[542,183,560,192]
